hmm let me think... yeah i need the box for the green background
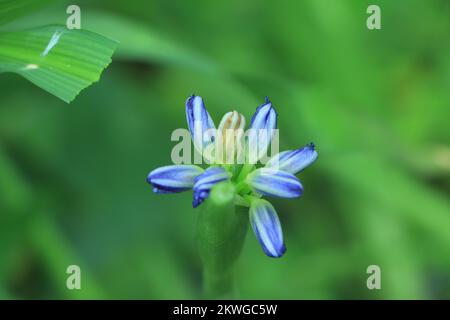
[1,0,449,299]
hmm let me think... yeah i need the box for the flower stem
[197,182,248,299]
[236,164,254,183]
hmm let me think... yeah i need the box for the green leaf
[0,0,56,25]
[0,25,118,103]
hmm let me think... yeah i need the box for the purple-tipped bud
[246,168,303,198]
[186,95,216,153]
[247,97,278,162]
[147,165,203,193]
[265,143,318,174]
[250,198,286,258]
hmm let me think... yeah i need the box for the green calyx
[218,163,255,207]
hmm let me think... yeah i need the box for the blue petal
[249,199,286,258]
[265,143,318,174]
[246,168,303,198]
[147,165,204,193]
[192,166,231,207]
[185,95,216,152]
[247,97,278,161]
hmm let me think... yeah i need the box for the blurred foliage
[0,0,449,299]
[0,0,56,25]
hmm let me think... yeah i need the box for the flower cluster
[147,95,317,258]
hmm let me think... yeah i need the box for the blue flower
[147,95,317,258]
[148,96,232,205]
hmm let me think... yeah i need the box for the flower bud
[216,111,246,164]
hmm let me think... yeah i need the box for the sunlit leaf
[0,25,118,102]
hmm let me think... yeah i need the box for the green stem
[197,182,249,299]
[236,164,254,183]
[203,268,235,299]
